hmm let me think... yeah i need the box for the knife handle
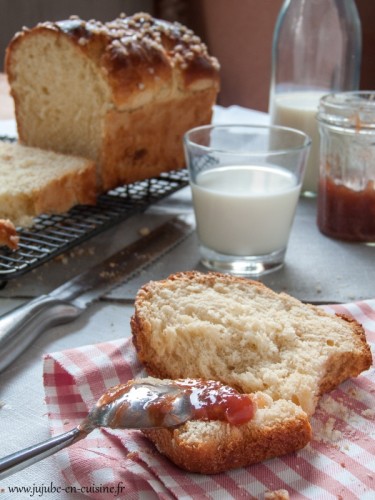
[0,296,81,373]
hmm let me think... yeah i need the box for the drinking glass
[184,124,311,276]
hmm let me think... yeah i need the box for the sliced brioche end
[144,394,312,474]
[0,141,97,227]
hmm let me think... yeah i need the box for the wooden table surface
[0,72,15,120]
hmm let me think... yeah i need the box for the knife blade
[0,216,193,372]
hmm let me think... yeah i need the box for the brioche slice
[132,271,371,416]
[131,271,372,473]
[144,392,312,474]
[0,219,19,249]
[0,140,97,227]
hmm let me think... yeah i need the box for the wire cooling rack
[0,167,189,280]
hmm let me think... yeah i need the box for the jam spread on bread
[146,379,256,426]
[176,379,255,425]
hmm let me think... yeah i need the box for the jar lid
[317,91,375,130]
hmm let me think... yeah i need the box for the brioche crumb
[314,416,342,443]
[133,272,371,415]
[264,490,290,500]
[178,398,307,444]
[362,409,375,419]
[318,396,351,420]
[139,226,151,236]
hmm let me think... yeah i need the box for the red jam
[175,379,255,425]
[317,176,375,241]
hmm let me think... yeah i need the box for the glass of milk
[184,124,311,276]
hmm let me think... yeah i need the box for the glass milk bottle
[269,0,362,196]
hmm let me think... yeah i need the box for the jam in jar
[317,92,375,242]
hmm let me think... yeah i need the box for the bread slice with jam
[131,271,372,473]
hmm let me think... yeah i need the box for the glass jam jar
[317,91,375,242]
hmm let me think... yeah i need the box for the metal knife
[0,216,193,373]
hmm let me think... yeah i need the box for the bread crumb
[139,226,150,236]
[78,37,88,46]
[314,416,342,444]
[362,409,375,419]
[54,254,69,265]
[264,490,290,500]
[99,271,116,279]
[53,246,96,266]
[319,396,350,420]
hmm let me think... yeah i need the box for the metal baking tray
[0,158,189,280]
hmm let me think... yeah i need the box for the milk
[271,91,325,194]
[191,165,300,256]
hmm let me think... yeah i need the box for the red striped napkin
[43,301,375,500]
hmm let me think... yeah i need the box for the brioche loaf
[131,271,372,473]
[0,140,96,228]
[5,13,220,192]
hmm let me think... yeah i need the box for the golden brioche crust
[17,13,220,107]
[144,412,312,474]
[99,86,216,189]
[318,312,372,394]
[32,161,97,215]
